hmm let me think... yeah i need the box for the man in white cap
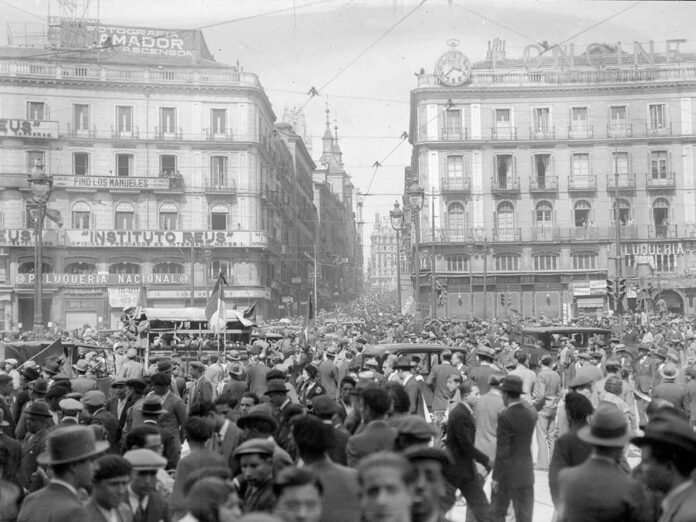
[17,425,109,522]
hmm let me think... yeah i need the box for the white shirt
[128,486,149,513]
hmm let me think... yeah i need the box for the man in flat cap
[632,411,696,521]
[123,448,170,522]
[83,390,119,453]
[18,401,52,490]
[234,438,277,514]
[403,446,455,522]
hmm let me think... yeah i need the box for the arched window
[535,201,553,240]
[71,201,91,229]
[653,198,671,238]
[159,202,178,231]
[447,202,465,237]
[496,201,515,239]
[613,199,631,225]
[115,202,135,230]
[109,262,141,274]
[210,260,233,281]
[18,261,52,274]
[65,262,97,274]
[153,262,184,274]
[574,200,591,227]
[210,204,228,231]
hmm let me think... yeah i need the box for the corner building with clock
[407,38,696,320]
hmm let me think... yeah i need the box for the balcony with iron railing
[204,178,236,194]
[568,124,594,139]
[110,126,140,139]
[606,173,636,191]
[649,224,678,239]
[646,122,672,136]
[66,124,96,138]
[645,172,676,189]
[491,126,517,140]
[154,127,183,140]
[440,127,467,141]
[529,176,558,193]
[493,227,521,242]
[491,176,520,193]
[607,123,633,138]
[529,126,555,140]
[205,128,236,141]
[567,175,597,191]
[441,177,471,194]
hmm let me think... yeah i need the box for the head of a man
[403,448,451,522]
[125,425,164,456]
[236,440,275,486]
[358,452,415,522]
[214,394,237,424]
[92,455,132,510]
[240,393,260,416]
[273,467,323,522]
[359,387,392,423]
[339,377,355,404]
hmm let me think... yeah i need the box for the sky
[3,0,696,266]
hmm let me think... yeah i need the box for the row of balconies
[64,124,256,143]
[435,123,674,142]
[420,224,681,244]
[441,173,676,195]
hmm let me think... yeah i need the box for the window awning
[575,296,604,308]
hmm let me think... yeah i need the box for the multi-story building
[313,112,361,308]
[409,38,696,319]
[0,18,315,330]
[367,214,397,290]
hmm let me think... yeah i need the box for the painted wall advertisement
[65,230,268,248]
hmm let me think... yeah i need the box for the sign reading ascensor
[15,273,189,287]
[65,230,269,248]
[0,119,58,139]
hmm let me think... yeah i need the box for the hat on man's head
[20,366,40,381]
[264,379,288,395]
[123,448,167,470]
[659,362,679,381]
[41,360,60,376]
[0,374,12,386]
[229,363,244,376]
[310,395,336,418]
[126,378,146,391]
[25,401,54,418]
[72,359,89,373]
[637,343,650,352]
[590,352,603,360]
[82,390,106,407]
[38,425,109,465]
[28,378,48,394]
[395,356,412,370]
[150,372,171,387]
[500,375,524,395]
[59,398,83,413]
[475,345,496,359]
[189,361,205,372]
[578,403,632,448]
[237,404,278,432]
[156,359,172,373]
[233,438,274,460]
[402,446,453,467]
[631,411,696,454]
[138,396,164,415]
[391,414,438,440]
[364,358,379,368]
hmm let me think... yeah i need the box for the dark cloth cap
[391,414,437,439]
[28,379,49,394]
[402,446,453,466]
[264,379,288,395]
[500,375,524,394]
[631,411,696,453]
[138,396,164,415]
[126,378,147,391]
[310,395,336,417]
[20,367,41,381]
[237,404,278,432]
[150,372,171,386]
[233,438,274,459]
[25,401,52,417]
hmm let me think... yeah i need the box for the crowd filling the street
[1,293,696,522]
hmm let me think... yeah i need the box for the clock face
[435,50,471,87]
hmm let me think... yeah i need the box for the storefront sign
[0,119,58,138]
[573,280,606,297]
[15,273,189,286]
[65,230,268,248]
[108,288,139,308]
[65,299,101,311]
[148,288,271,300]
[53,175,170,190]
[623,243,687,256]
[0,230,34,246]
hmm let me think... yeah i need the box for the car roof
[363,343,464,357]
[521,327,611,335]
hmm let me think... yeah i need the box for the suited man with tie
[86,455,134,522]
[346,387,397,467]
[212,396,245,470]
[123,449,171,522]
[187,362,213,413]
[106,378,130,441]
[0,374,17,437]
[18,425,109,522]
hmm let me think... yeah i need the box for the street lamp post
[389,201,405,314]
[27,162,53,336]
[408,183,425,328]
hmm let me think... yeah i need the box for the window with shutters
[446,155,464,179]
[494,108,513,139]
[73,104,90,132]
[571,153,590,181]
[495,155,514,188]
[210,260,233,281]
[533,107,550,133]
[72,201,91,229]
[447,202,466,237]
[116,154,133,177]
[648,104,667,131]
[572,253,597,270]
[73,152,89,176]
[496,201,515,239]
[160,155,177,176]
[27,101,45,120]
[114,202,135,230]
[650,151,668,179]
[210,204,229,230]
[534,254,558,271]
[211,156,229,187]
[535,201,553,240]
[495,254,519,272]
[446,255,468,272]
[444,109,462,140]
[160,107,177,134]
[26,151,45,174]
[611,151,630,187]
[116,106,133,133]
[159,203,178,230]
[211,109,227,135]
[534,154,552,188]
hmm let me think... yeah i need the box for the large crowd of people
[1,293,696,522]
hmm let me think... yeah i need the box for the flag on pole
[134,285,147,319]
[17,339,64,368]
[206,273,227,334]
[243,301,257,320]
[302,294,314,347]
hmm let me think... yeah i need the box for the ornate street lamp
[408,183,425,327]
[27,161,52,336]
[389,201,405,313]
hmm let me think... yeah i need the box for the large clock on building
[435,40,471,87]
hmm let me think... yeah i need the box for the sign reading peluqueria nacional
[15,273,190,286]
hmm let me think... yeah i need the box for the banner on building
[64,230,268,248]
[52,175,170,190]
[15,273,189,287]
[108,288,140,308]
[0,119,58,139]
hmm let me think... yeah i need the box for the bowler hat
[578,403,632,447]
[28,379,49,394]
[139,396,164,415]
[264,379,288,395]
[310,395,337,417]
[38,425,109,465]
[500,375,524,395]
[229,363,244,376]
[395,356,412,370]
[237,404,278,432]
[659,362,679,381]
[631,411,696,453]
[20,367,40,381]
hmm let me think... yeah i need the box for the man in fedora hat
[221,362,247,406]
[18,401,52,491]
[491,375,537,522]
[632,411,696,522]
[652,363,687,417]
[467,345,501,395]
[138,396,178,469]
[18,425,109,522]
[556,403,645,521]
[15,378,52,440]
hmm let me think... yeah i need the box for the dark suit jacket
[187,376,213,411]
[445,403,490,482]
[213,420,245,470]
[18,481,89,522]
[346,419,397,467]
[327,424,349,466]
[88,408,120,452]
[659,480,696,522]
[403,375,426,417]
[18,428,48,490]
[556,456,647,522]
[135,492,170,522]
[84,498,133,522]
[426,363,460,411]
[0,432,21,484]
[492,402,537,488]
[305,457,361,522]
[548,430,592,505]
[466,364,500,395]
[0,396,16,437]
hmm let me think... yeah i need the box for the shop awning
[576,297,605,308]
